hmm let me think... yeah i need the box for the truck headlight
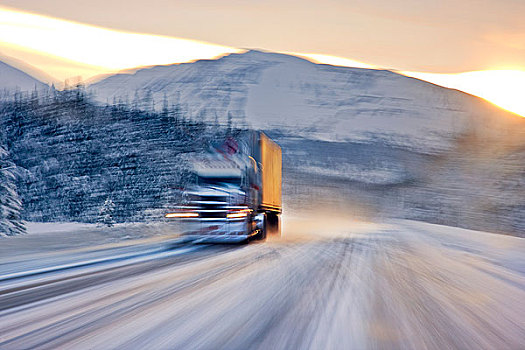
[227,209,250,219]
[165,212,199,218]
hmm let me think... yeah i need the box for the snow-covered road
[0,219,523,349]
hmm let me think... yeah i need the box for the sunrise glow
[400,70,525,117]
[291,53,377,70]
[296,53,525,118]
[0,6,239,72]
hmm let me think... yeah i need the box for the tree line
[0,86,239,234]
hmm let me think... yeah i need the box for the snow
[400,219,525,275]
[25,222,96,235]
[0,146,25,236]
[90,50,519,153]
[0,217,523,349]
[0,222,181,267]
[2,50,523,237]
[0,61,47,92]
[299,163,408,185]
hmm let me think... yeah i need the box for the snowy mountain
[85,50,525,235]
[1,51,523,236]
[90,50,524,153]
[0,60,47,92]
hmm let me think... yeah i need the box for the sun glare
[291,53,376,69]
[0,6,239,71]
[295,53,525,118]
[401,70,525,117]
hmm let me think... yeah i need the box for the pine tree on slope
[0,147,25,236]
[98,198,115,227]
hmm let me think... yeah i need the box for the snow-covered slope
[4,59,523,235]
[0,60,47,91]
[90,50,523,152]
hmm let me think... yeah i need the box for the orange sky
[2,0,525,73]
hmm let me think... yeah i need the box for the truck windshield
[199,177,241,187]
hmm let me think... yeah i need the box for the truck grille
[199,195,228,203]
[199,202,227,209]
[199,211,227,219]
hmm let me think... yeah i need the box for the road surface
[0,219,524,349]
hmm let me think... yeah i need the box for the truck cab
[165,132,281,243]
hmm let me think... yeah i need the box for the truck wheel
[267,212,281,237]
[253,213,267,241]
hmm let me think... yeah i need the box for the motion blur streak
[0,215,523,349]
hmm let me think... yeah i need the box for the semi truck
[165,131,282,242]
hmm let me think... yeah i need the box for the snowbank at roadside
[25,222,96,235]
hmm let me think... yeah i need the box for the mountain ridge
[89,50,524,153]
[0,58,48,92]
[0,51,523,235]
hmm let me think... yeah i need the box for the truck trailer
[165,131,282,242]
